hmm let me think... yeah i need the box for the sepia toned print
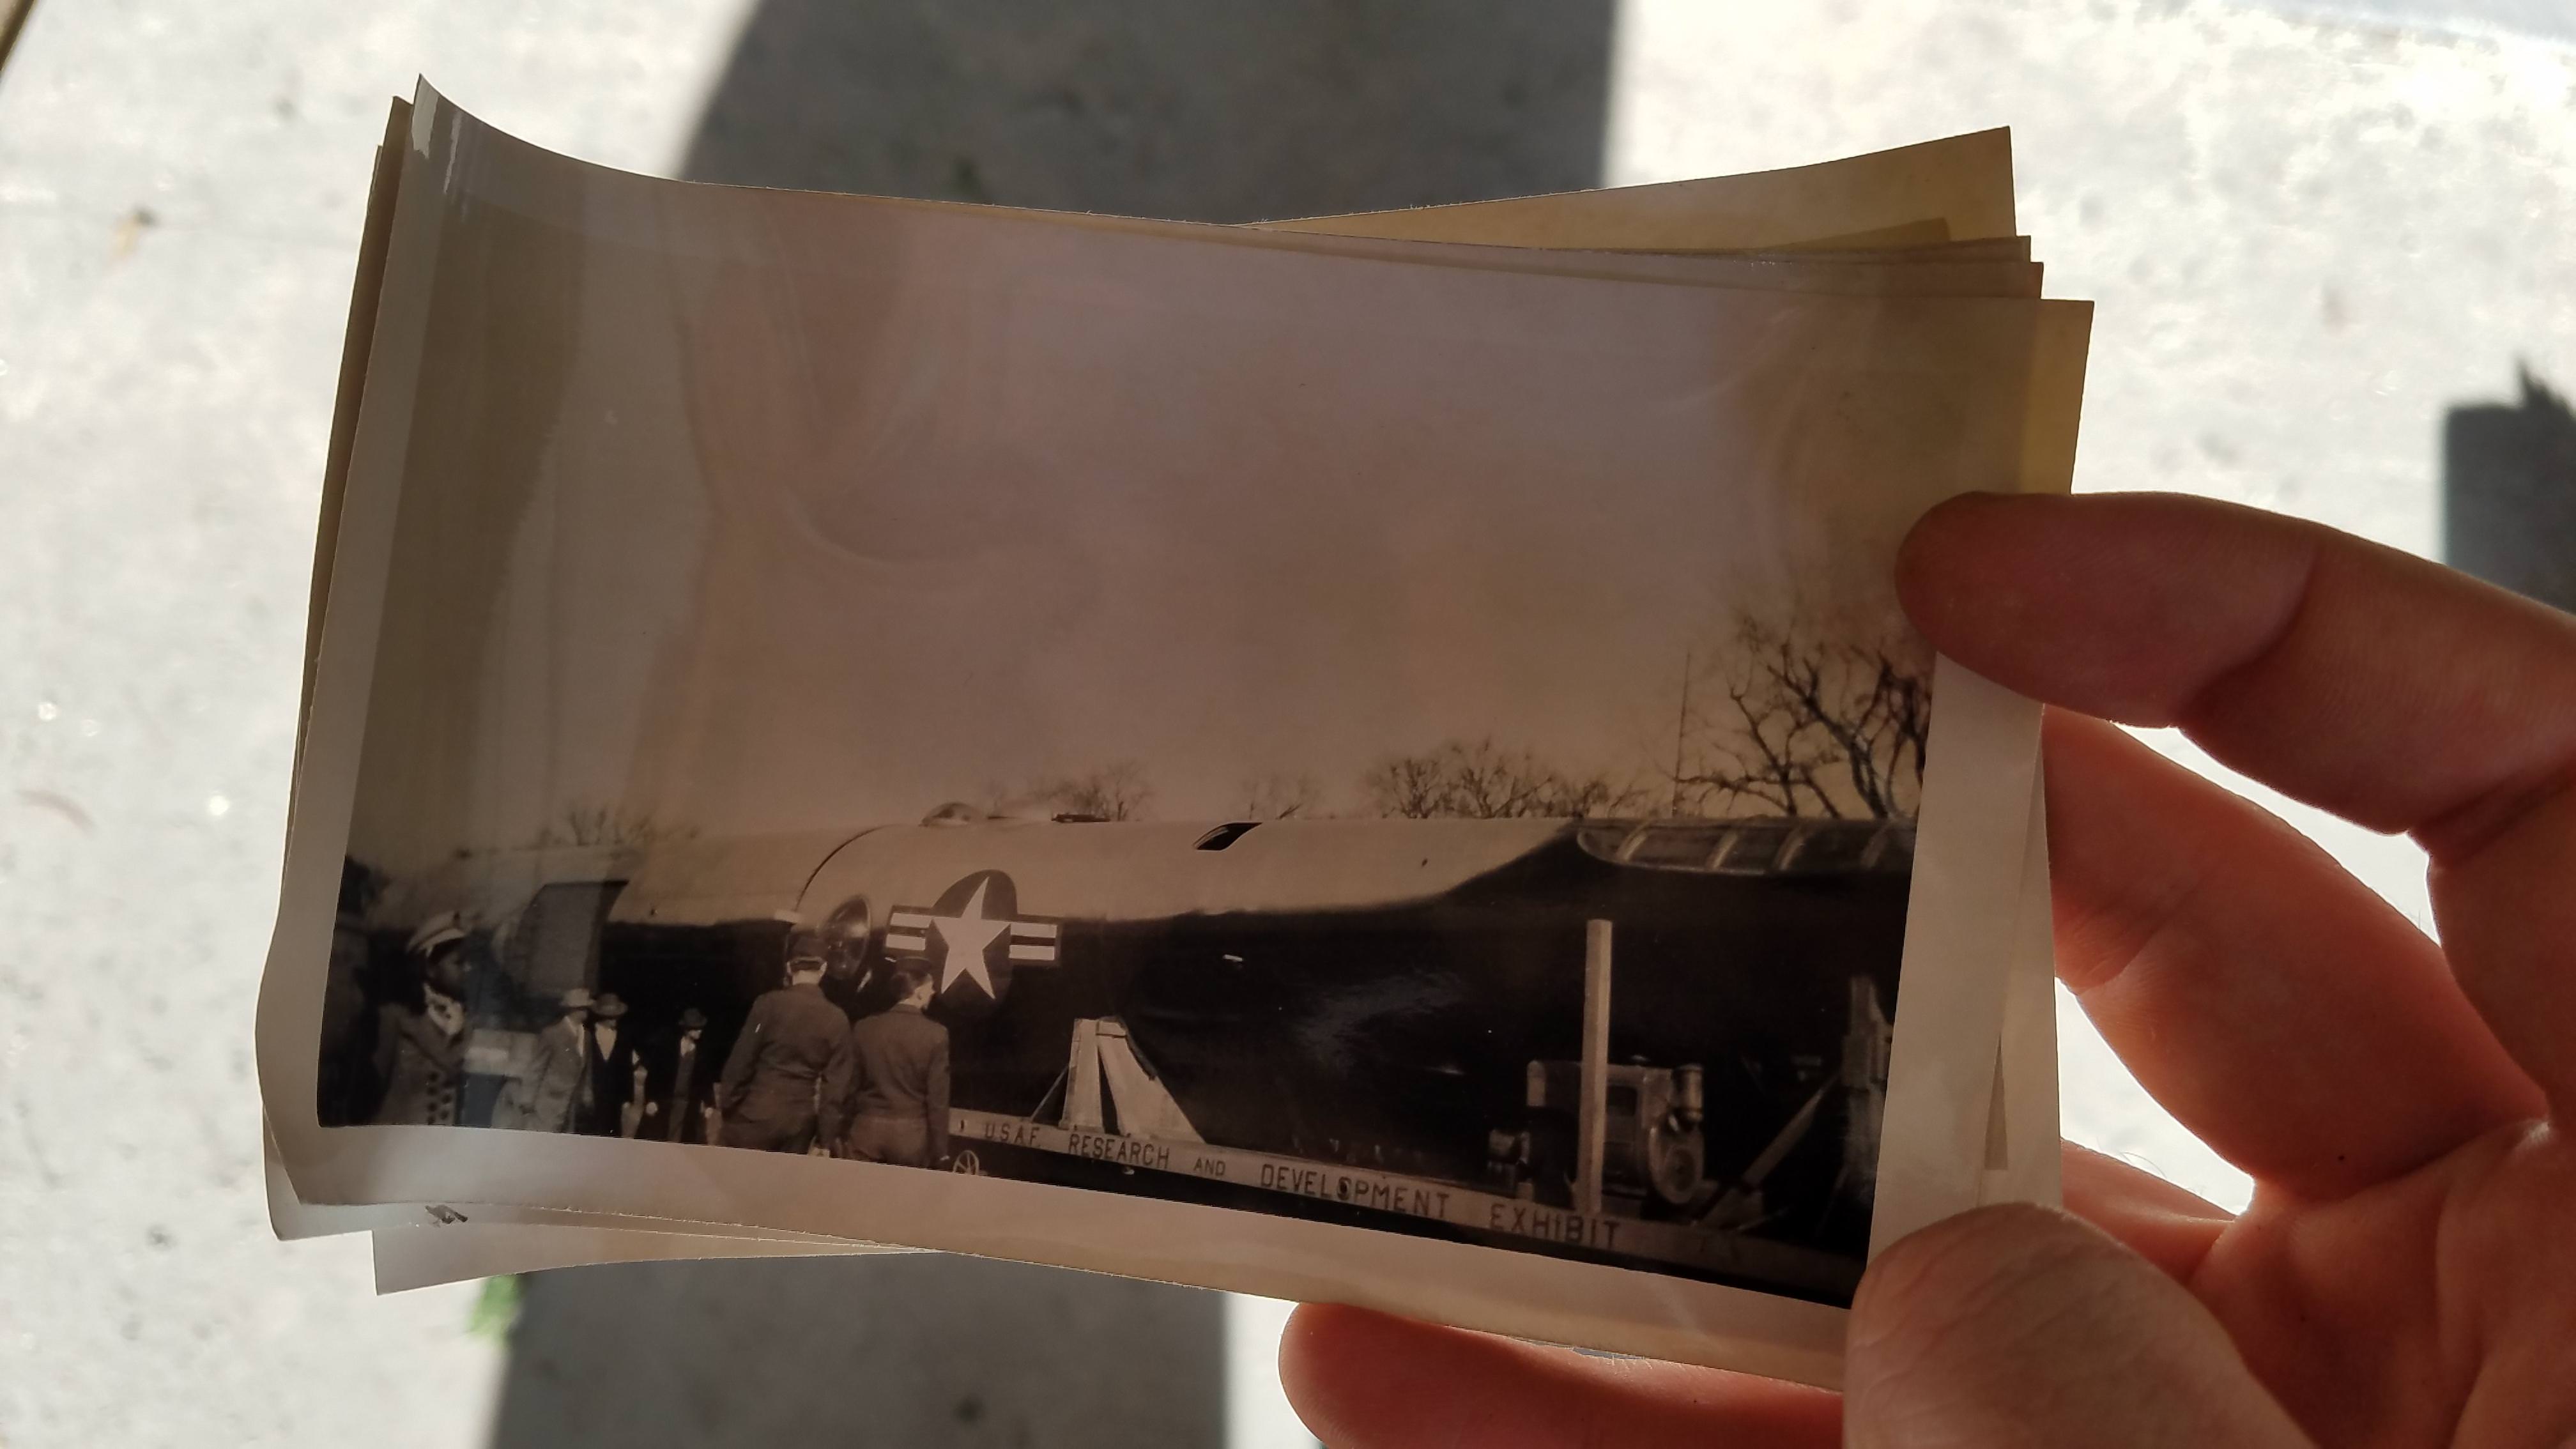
[261,84,2081,1379]
[342,809,1915,1298]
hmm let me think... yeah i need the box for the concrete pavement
[4,1,2571,1443]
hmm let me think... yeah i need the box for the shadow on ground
[680,0,1616,220]
[490,1253,1228,1448]
[487,6,1611,1445]
[2445,367,2576,615]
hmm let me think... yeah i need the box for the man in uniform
[822,962,951,1169]
[372,916,471,1127]
[716,935,847,1153]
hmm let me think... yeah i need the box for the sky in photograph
[342,120,2038,875]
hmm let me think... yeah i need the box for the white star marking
[930,878,1012,998]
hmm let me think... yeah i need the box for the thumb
[1845,1204,2309,1448]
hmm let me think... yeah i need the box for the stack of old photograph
[259,79,2087,1386]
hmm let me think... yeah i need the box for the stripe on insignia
[1008,944,1055,963]
[885,931,929,953]
[1012,921,1059,940]
[890,911,933,929]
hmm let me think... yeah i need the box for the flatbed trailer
[946,1105,1863,1302]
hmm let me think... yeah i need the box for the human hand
[1279,493,2576,1446]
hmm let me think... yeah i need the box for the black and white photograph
[328,739,1926,1303]
[258,86,2076,1373]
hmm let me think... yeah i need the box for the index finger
[1897,491,2576,1110]
[1898,493,2576,842]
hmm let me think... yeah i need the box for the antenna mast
[1670,650,1690,816]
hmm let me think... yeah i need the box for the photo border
[257,85,2081,1388]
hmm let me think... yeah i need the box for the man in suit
[716,939,848,1153]
[640,1007,716,1144]
[493,987,590,1132]
[576,992,640,1136]
[822,962,951,1169]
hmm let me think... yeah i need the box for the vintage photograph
[323,666,1927,1302]
[270,88,2070,1338]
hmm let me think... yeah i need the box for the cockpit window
[1627,822,1731,868]
[1710,822,1791,873]
[1781,823,1873,872]
[1193,822,1261,851]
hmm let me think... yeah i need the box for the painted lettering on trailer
[1487,1200,1624,1254]
[944,1108,1859,1297]
[1255,1162,1452,1222]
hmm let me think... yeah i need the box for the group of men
[489,933,953,1169]
[493,988,716,1141]
[717,949,953,1168]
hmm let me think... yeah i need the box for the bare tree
[1362,739,1646,819]
[1666,613,1931,820]
[525,803,695,851]
[1237,772,1325,820]
[1021,762,1156,821]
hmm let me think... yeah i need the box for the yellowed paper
[261,82,2071,1392]
[1262,128,2016,249]
[319,110,2060,1289]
